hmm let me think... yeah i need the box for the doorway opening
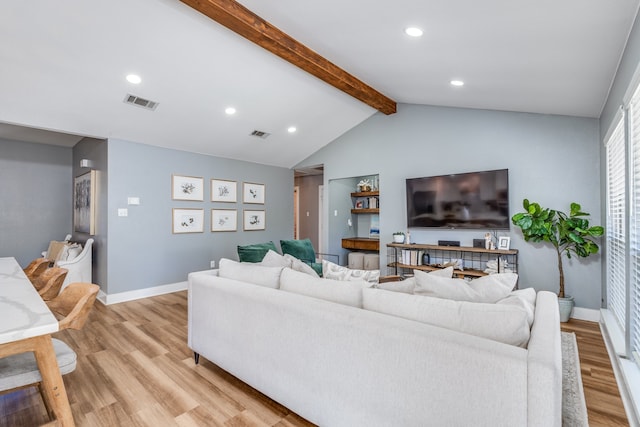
[293,165,324,252]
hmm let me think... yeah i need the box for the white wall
[298,103,602,309]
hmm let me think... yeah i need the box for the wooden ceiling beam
[180,0,397,115]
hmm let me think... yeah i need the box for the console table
[386,243,518,278]
[342,237,380,251]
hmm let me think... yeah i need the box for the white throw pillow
[260,250,293,268]
[422,266,455,278]
[57,243,82,262]
[283,254,319,277]
[363,288,531,347]
[376,267,454,294]
[322,259,380,283]
[413,271,517,303]
[376,278,416,294]
[219,258,284,289]
[280,268,368,308]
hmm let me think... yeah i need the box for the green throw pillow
[310,262,323,276]
[237,241,278,263]
[280,239,316,264]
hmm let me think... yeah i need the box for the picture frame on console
[497,236,511,250]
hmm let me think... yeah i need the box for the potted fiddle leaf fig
[511,199,604,322]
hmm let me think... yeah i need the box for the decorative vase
[393,235,405,243]
[558,296,575,323]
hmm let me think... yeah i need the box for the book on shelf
[400,249,425,266]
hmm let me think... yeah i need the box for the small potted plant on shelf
[511,199,604,322]
[357,179,372,192]
[393,232,405,243]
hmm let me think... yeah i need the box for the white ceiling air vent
[124,94,159,111]
[250,130,271,139]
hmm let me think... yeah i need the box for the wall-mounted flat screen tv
[406,169,509,229]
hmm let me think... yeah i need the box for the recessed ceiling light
[404,27,423,37]
[287,126,297,133]
[126,74,141,84]
[450,80,465,87]
[225,107,236,115]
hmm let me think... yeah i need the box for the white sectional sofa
[188,261,562,427]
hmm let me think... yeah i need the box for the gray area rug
[562,331,589,426]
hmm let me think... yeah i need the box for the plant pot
[393,235,405,243]
[558,295,575,323]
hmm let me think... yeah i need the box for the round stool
[348,252,365,270]
[363,254,380,271]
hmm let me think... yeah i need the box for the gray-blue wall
[72,137,108,291]
[0,138,72,266]
[600,12,640,140]
[298,104,602,309]
[105,139,294,294]
[599,10,640,309]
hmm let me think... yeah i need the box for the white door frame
[294,186,299,239]
[318,184,324,254]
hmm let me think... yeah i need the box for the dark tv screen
[406,169,509,230]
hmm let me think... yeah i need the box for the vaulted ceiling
[1,0,638,168]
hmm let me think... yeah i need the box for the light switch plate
[118,208,128,217]
[127,197,140,205]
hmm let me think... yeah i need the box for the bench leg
[194,352,200,364]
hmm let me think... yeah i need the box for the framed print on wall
[74,170,96,235]
[211,179,237,203]
[243,209,266,231]
[211,209,237,232]
[172,208,204,233]
[243,182,265,204]
[172,174,204,201]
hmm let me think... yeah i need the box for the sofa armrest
[526,291,562,427]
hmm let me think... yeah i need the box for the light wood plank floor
[0,292,631,426]
[561,319,630,426]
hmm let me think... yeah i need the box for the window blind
[606,116,627,331]
[630,87,640,362]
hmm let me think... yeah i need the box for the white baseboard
[571,307,600,322]
[96,281,187,305]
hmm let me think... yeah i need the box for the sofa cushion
[363,288,531,347]
[376,266,454,294]
[413,271,517,303]
[322,259,380,283]
[280,239,316,264]
[497,288,537,327]
[237,241,278,263]
[280,268,368,308]
[219,258,283,289]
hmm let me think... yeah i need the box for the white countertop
[0,257,58,344]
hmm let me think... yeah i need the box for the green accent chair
[237,241,278,263]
